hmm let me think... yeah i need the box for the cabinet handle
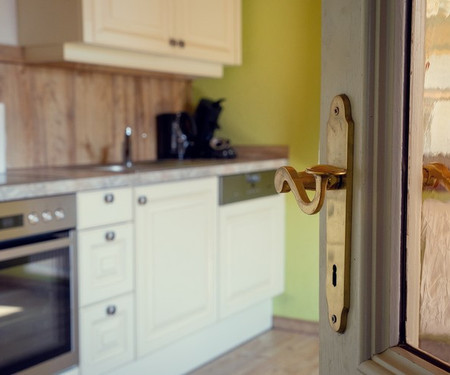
[106,305,117,316]
[105,231,116,241]
[169,38,177,46]
[178,39,185,48]
[138,196,148,205]
[104,193,114,204]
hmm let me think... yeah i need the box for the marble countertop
[0,146,288,202]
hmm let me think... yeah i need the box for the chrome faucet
[123,126,132,168]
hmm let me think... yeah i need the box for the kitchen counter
[0,146,288,201]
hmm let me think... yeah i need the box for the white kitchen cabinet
[16,0,241,77]
[219,195,285,318]
[77,222,134,307]
[79,293,135,375]
[77,187,132,230]
[83,0,172,55]
[76,187,135,374]
[134,177,217,357]
[84,0,241,65]
[172,0,241,64]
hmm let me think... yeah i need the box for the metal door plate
[325,94,354,332]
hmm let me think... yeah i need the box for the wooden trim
[359,347,449,375]
[272,316,319,336]
[405,0,426,347]
[0,45,25,64]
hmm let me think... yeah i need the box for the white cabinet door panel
[174,0,240,64]
[77,187,132,229]
[79,293,135,375]
[83,0,172,53]
[135,177,217,357]
[78,222,134,307]
[219,195,285,318]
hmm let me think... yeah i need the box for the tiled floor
[187,328,319,375]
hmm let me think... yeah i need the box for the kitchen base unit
[108,300,273,375]
[134,177,218,357]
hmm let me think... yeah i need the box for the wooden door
[319,0,449,374]
[134,177,217,357]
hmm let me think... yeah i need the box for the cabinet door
[83,0,173,54]
[134,177,217,357]
[79,293,134,375]
[78,223,134,307]
[219,195,285,318]
[173,0,241,64]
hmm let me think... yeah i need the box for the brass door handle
[423,163,450,191]
[274,164,346,215]
[274,94,354,333]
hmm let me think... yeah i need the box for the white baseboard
[109,300,273,375]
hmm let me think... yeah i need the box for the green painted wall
[192,0,321,321]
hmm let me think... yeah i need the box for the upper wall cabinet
[16,0,242,78]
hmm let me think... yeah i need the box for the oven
[0,194,77,375]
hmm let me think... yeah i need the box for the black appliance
[0,195,78,375]
[156,112,197,160]
[194,98,236,159]
[156,98,236,160]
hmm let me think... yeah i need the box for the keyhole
[332,265,337,287]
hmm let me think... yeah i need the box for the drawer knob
[138,196,148,205]
[169,38,177,46]
[104,193,115,204]
[178,39,185,48]
[106,305,117,315]
[105,231,116,241]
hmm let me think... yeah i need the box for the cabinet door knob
[104,193,115,203]
[169,38,177,46]
[178,39,185,48]
[138,196,148,205]
[106,305,117,315]
[105,231,116,241]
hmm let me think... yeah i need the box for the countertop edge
[0,158,288,202]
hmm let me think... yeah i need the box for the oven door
[0,231,78,375]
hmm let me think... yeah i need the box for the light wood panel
[0,60,191,169]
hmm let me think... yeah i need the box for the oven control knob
[28,212,40,224]
[54,208,65,220]
[42,210,53,222]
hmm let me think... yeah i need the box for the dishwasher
[218,169,285,318]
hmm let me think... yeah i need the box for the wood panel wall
[0,58,192,169]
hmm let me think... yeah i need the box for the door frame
[319,0,447,373]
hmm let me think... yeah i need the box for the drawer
[219,170,277,205]
[79,293,135,375]
[77,187,132,229]
[78,223,134,307]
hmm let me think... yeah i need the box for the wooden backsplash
[0,54,192,169]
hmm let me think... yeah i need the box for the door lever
[274,94,354,333]
[274,164,346,215]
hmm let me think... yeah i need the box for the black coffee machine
[156,112,197,160]
[156,98,236,160]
